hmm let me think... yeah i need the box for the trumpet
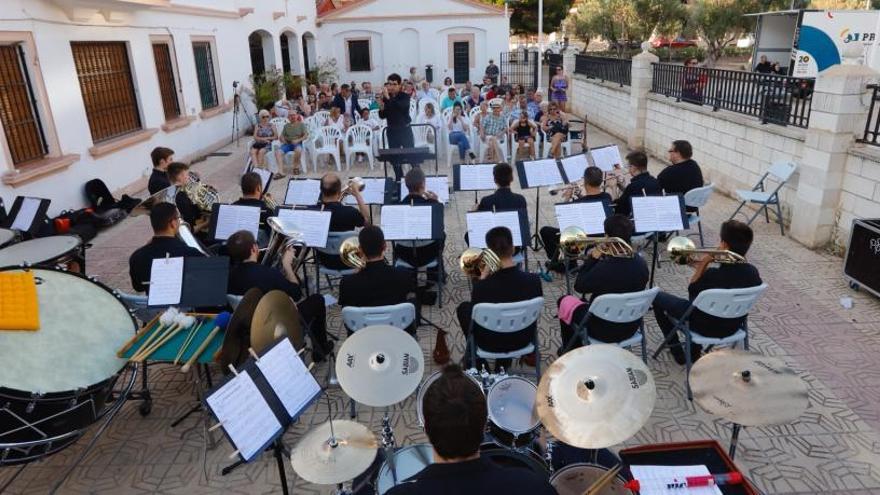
[339,236,366,269]
[666,236,745,265]
[263,192,278,211]
[341,177,365,201]
[459,247,502,278]
[262,216,308,272]
[558,226,633,259]
[548,179,584,200]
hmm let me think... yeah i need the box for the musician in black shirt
[614,150,661,217]
[476,163,527,212]
[378,73,415,181]
[148,146,174,195]
[128,202,203,292]
[316,173,368,270]
[557,214,649,354]
[226,230,332,360]
[541,166,612,272]
[658,140,703,211]
[654,220,763,364]
[166,162,200,226]
[232,172,272,245]
[387,364,555,495]
[393,168,445,299]
[339,225,417,334]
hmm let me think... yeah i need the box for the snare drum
[0,267,136,464]
[0,228,15,248]
[0,235,82,269]
[375,443,434,494]
[416,370,484,427]
[550,464,632,495]
[486,375,540,447]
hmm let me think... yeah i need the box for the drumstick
[129,309,177,360]
[175,312,231,365]
[584,464,622,495]
[132,312,185,361]
[135,315,196,363]
[174,320,203,365]
[181,326,222,374]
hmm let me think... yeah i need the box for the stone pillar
[628,42,658,150]
[790,48,878,247]
[562,47,577,76]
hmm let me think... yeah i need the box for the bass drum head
[479,443,548,478]
[416,370,483,427]
[487,375,539,441]
[375,444,435,494]
[0,235,81,268]
[550,463,632,495]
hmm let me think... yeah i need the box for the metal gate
[500,51,538,91]
[453,41,470,84]
[547,53,563,88]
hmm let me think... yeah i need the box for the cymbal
[336,324,424,407]
[690,349,807,426]
[216,287,263,370]
[537,344,656,449]
[251,290,304,353]
[290,420,378,485]
[130,185,176,217]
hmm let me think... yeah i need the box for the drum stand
[728,423,743,460]
[171,363,216,449]
[221,433,292,495]
[380,408,399,486]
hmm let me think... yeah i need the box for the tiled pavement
[2,125,880,494]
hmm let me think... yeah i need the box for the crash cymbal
[130,185,177,217]
[216,287,263,370]
[336,324,424,407]
[690,349,807,427]
[291,420,378,485]
[251,290,303,353]
[537,345,655,449]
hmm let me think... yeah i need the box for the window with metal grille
[71,42,142,143]
[152,43,181,121]
[347,40,371,72]
[0,44,47,165]
[193,42,219,110]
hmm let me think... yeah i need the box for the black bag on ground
[85,178,141,213]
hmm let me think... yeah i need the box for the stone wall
[569,75,631,142]
[837,146,880,246]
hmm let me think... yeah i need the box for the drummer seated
[457,227,542,372]
[557,214,648,355]
[338,225,417,335]
[316,172,368,271]
[128,202,204,293]
[232,172,271,246]
[226,230,333,361]
[386,364,556,495]
[394,168,445,304]
[653,220,762,365]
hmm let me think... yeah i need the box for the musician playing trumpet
[232,172,273,246]
[612,151,661,217]
[394,168,444,305]
[556,215,648,355]
[316,173,369,271]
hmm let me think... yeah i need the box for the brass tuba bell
[339,236,366,269]
[558,226,634,259]
[459,247,502,279]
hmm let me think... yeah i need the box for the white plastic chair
[684,183,715,246]
[313,110,330,123]
[730,161,797,235]
[357,98,371,109]
[341,303,416,333]
[562,288,659,363]
[412,125,436,154]
[468,297,545,378]
[653,284,768,399]
[374,123,388,158]
[369,109,381,123]
[344,125,374,170]
[479,130,508,163]
[311,126,343,172]
[314,231,359,293]
[409,98,418,120]
[542,125,572,159]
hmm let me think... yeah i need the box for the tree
[807,0,880,7]
[689,0,786,67]
[564,0,686,51]
[507,0,576,36]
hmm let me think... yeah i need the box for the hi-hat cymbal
[251,290,304,354]
[690,349,807,426]
[336,324,424,407]
[290,420,378,485]
[130,185,176,217]
[537,345,656,449]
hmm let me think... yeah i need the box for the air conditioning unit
[844,218,880,299]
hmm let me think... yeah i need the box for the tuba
[181,179,219,213]
[262,216,308,272]
[339,236,366,269]
[666,236,746,265]
[459,247,502,279]
[558,226,633,259]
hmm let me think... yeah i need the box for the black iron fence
[500,51,539,91]
[859,84,880,146]
[651,63,813,128]
[574,55,632,87]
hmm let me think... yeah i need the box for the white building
[0,0,320,216]
[316,0,509,85]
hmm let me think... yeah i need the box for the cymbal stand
[529,186,544,253]
[729,423,743,460]
[544,436,556,475]
[381,407,399,486]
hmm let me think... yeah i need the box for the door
[453,41,469,84]
[0,44,47,165]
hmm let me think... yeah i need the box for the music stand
[342,177,394,223]
[3,196,50,237]
[453,163,497,204]
[515,159,568,253]
[631,194,689,287]
[554,199,613,295]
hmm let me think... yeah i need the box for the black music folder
[147,255,229,307]
[0,197,7,225]
[515,159,566,189]
[3,196,50,235]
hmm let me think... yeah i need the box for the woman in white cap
[251,109,279,172]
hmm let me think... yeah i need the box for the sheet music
[11,197,41,231]
[555,201,608,235]
[206,372,282,462]
[380,205,433,240]
[589,144,623,172]
[632,196,684,233]
[458,164,497,191]
[401,176,450,203]
[215,204,261,241]
[466,211,523,248]
[560,154,590,183]
[343,178,387,205]
[276,209,332,247]
[522,159,564,187]
[252,167,272,192]
[255,339,321,419]
[147,256,184,306]
[628,465,722,495]
[284,179,321,205]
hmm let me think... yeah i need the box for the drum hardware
[326,353,340,389]
[667,236,745,265]
[486,374,541,449]
[459,247,502,278]
[558,227,634,260]
[0,235,83,271]
[550,463,631,495]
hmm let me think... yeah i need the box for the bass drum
[0,267,136,465]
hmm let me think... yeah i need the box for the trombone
[339,236,366,269]
[459,247,502,279]
[666,236,746,265]
[558,226,633,260]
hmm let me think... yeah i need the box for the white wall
[838,147,880,246]
[0,0,318,216]
[568,75,631,143]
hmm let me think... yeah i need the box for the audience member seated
[251,109,278,170]
[447,103,476,163]
[440,87,462,112]
[541,102,569,159]
[332,83,361,122]
[274,114,308,175]
[510,112,537,160]
[479,101,507,162]
[128,202,204,293]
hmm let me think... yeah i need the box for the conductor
[378,73,415,181]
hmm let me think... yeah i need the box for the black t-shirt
[471,266,543,352]
[338,261,415,308]
[688,263,762,335]
[321,201,365,232]
[477,188,527,212]
[228,261,302,301]
[386,457,555,495]
[658,159,703,197]
[148,168,171,195]
[575,254,650,338]
[128,236,204,292]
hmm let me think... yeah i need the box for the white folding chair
[730,161,797,235]
[314,231,359,293]
[561,288,659,363]
[683,183,715,246]
[344,124,374,170]
[468,297,545,378]
[653,284,769,399]
[341,303,416,333]
[311,126,343,172]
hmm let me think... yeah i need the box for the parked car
[651,36,697,49]
[609,39,642,50]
